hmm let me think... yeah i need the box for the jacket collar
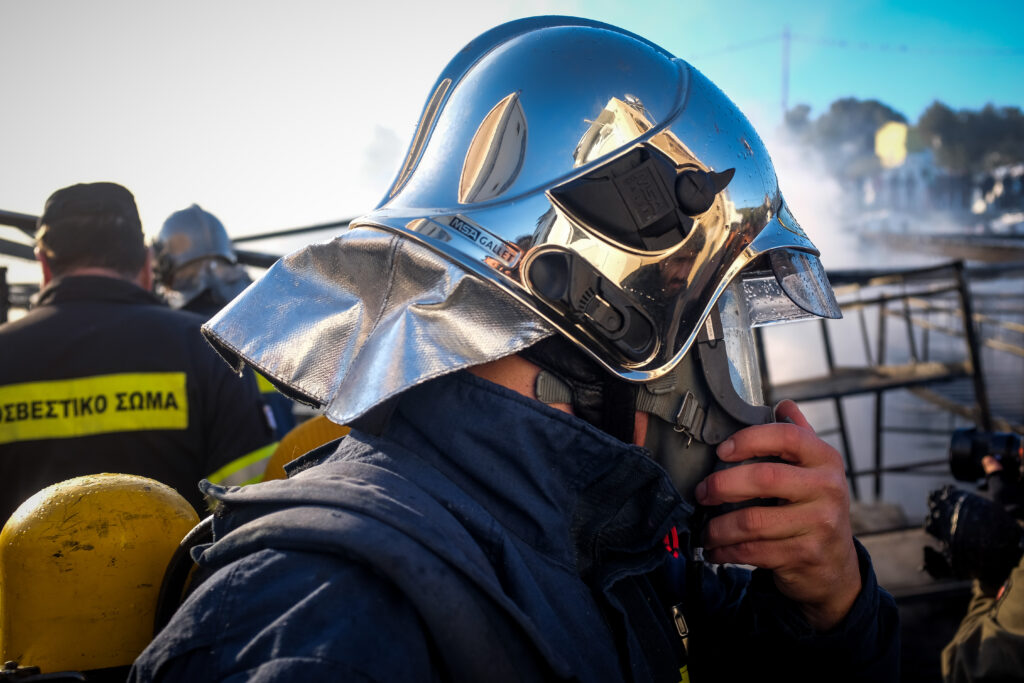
[383,371,693,581]
[36,274,162,308]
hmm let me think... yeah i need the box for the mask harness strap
[521,336,637,444]
[530,345,709,446]
[634,375,706,447]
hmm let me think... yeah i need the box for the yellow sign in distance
[875,121,908,169]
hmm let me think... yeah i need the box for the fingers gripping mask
[643,271,830,498]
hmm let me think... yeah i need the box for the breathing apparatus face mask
[638,268,820,499]
[530,259,824,499]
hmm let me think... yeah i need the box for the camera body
[924,429,1024,585]
[924,485,1024,585]
[949,427,1023,483]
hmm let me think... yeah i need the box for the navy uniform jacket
[0,275,276,518]
[132,371,899,681]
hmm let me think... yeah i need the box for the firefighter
[152,203,297,439]
[0,182,277,520]
[151,203,252,318]
[133,18,899,681]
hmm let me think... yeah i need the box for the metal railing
[763,260,1024,500]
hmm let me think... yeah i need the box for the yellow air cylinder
[0,473,199,672]
[262,415,350,481]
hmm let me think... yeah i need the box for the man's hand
[695,399,862,631]
[982,455,1003,475]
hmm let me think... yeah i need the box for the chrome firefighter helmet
[152,204,251,311]
[358,15,840,382]
[200,16,840,442]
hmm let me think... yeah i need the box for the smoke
[760,125,866,270]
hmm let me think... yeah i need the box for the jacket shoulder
[131,546,435,681]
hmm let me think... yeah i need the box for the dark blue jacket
[131,371,899,681]
[0,276,274,518]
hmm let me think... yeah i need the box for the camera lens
[949,427,1024,483]
[949,428,986,482]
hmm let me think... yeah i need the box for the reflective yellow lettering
[0,373,189,444]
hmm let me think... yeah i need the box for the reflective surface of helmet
[359,16,839,382]
[201,16,840,438]
[152,204,251,311]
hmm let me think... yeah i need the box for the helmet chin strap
[634,346,733,501]
[522,336,637,444]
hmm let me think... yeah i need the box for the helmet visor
[769,248,842,320]
[735,254,841,329]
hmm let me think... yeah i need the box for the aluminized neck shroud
[202,226,553,425]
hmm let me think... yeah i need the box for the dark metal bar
[858,303,873,366]
[234,248,281,269]
[902,290,920,362]
[828,261,960,286]
[874,301,888,499]
[230,219,354,244]
[962,261,1024,281]
[922,307,931,361]
[0,267,8,324]
[840,284,962,309]
[954,261,993,432]
[0,209,38,237]
[0,237,35,261]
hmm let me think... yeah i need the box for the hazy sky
[2,0,1023,279]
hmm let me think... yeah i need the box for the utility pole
[781,25,791,122]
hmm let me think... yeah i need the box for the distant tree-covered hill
[785,98,1024,176]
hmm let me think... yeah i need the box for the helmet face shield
[360,17,839,383]
[716,282,766,408]
[768,248,842,320]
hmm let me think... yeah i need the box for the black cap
[36,182,146,274]
[38,182,141,232]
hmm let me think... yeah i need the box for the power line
[792,34,1024,56]
[690,33,780,58]
[693,32,1024,58]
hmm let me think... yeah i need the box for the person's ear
[136,248,154,291]
[36,248,54,286]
